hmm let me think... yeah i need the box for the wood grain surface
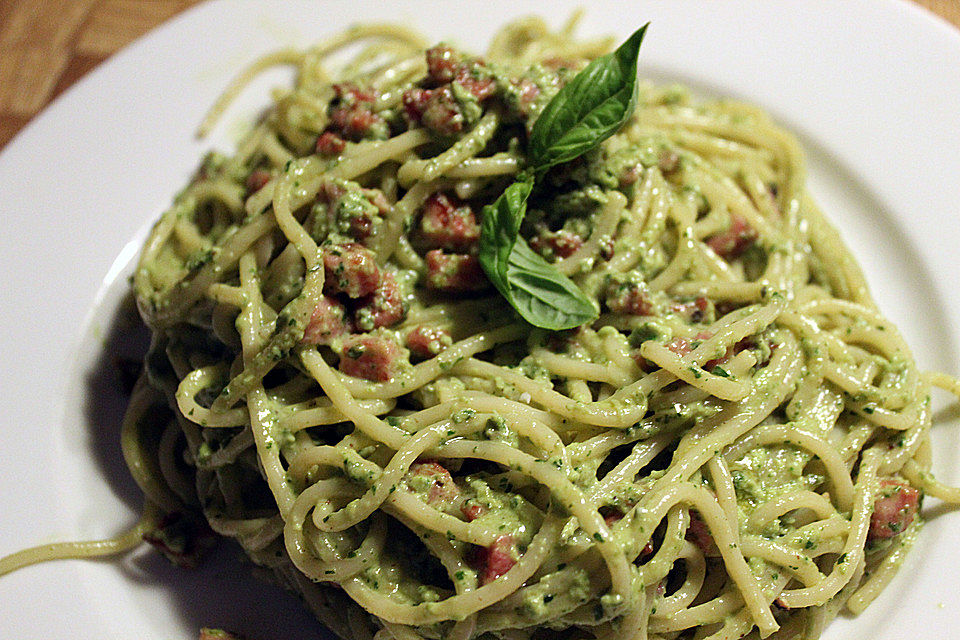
[0,0,957,149]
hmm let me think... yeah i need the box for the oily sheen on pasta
[116,16,960,640]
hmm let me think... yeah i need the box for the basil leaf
[479,25,650,330]
[479,178,598,330]
[478,177,534,291]
[505,239,598,330]
[528,24,649,171]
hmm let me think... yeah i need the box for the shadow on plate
[81,289,332,640]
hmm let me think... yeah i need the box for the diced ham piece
[639,541,654,560]
[365,189,392,215]
[670,329,733,371]
[317,179,347,203]
[657,149,680,174]
[406,325,453,359]
[339,336,401,382]
[666,331,714,358]
[706,213,758,260]
[461,501,485,521]
[694,296,709,316]
[457,74,497,102]
[686,512,720,557]
[605,280,654,316]
[327,83,385,141]
[403,86,465,136]
[868,479,920,541]
[703,350,733,372]
[425,250,488,292]
[424,45,496,100]
[245,169,271,194]
[419,192,480,251]
[345,212,376,241]
[323,243,380,298]
[477,535,518,585]
[600,503,638,530]
[335,108,380,139]
[316,131,346,156]
[619,163,643,187]
[407,461,460,506]
[425,45,463,84]
[353,271,405,330]
[317,181,389,242]
[541,56,576,71]
[332,83,376,104]
[670,296,710,322]
[303,296,349,345]
[402,47,495,136]
[530,229,583,260]
[666,336,692,356]
[318,179,347,202]
[602,508,623,527]
[401,87,431,122]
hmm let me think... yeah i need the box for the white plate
[1,0,959,638]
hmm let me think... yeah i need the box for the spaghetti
[4,14,959,640]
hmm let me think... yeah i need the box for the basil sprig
[529,24,648,171]
[478,178,534,291]
[479,177,599,330]
[478,25,649,330]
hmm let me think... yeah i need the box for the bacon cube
[323,243,380,298]
[338,336,401,382]
[425,250,488,292]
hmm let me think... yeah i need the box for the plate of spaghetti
[1,2,960,640]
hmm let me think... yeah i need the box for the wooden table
[1,0,958,149]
